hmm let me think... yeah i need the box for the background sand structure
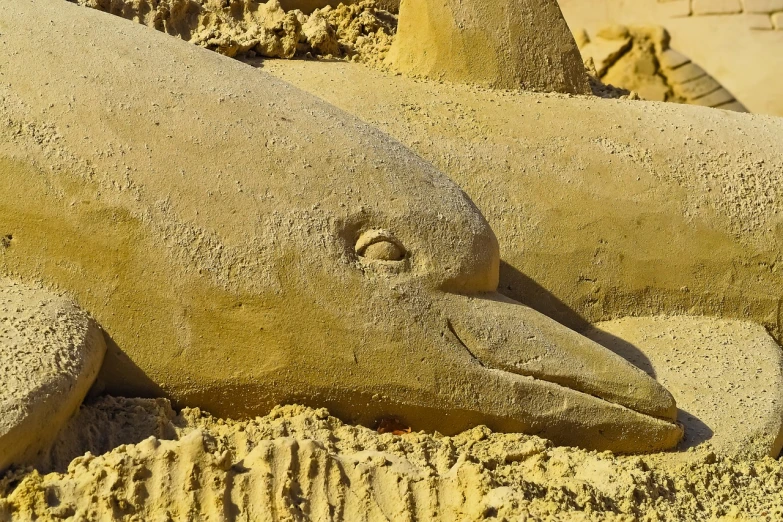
[559,0,783,116]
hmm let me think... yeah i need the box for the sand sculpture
[0,0,685,458]
[386,0,591,93]
[0,280,106,471]
[3,0,783,519]
[577,25,746,111]
[261,57,783,346]
[558,0,783,116]
[586,317,783,459]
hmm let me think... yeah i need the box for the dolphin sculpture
[0,0,681,452]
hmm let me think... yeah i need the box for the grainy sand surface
[2,398,783,521]
[2,1,783,520]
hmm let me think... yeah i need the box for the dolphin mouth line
[446,319,485,368]
[446,318,674,422]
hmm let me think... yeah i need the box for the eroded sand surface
[1,398,782,521]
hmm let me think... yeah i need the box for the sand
[1,397,782,521]
[0,280,106,472]
[587,317,783,459]
[3,0,783,519]
[69,0,396,63]
[558,0,783,116]
[578,25,746,111]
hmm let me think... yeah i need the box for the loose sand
[2,396,783,521]
[69,0,396,64]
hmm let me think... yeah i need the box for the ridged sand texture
[3,399,783,521]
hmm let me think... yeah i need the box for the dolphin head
[0,1,682,454]
[224,140,682,453]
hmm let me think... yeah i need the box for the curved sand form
[386,0,590,93]
[0,280,106,471]
[3,397,783,521]
[0,0,681,452]
[588,316,783,459]
[260,58,783,341]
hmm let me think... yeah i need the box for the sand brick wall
[660,0,783,28]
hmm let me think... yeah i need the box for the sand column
[386,0,591,94]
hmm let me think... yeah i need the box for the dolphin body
[0,0,681,452]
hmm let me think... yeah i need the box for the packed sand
[1,397,783,521]
[0,280,106,472]
[577,25,746,111]
[587,317,783,459]
[3,1,783,520]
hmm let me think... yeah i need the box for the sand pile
[70,0,396,63]
[0,397,782,521]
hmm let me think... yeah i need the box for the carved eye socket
[356,230,407,262]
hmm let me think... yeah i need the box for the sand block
[0,280,106,471]
[746,13,775,29]
[580,36,632,75]
[743,0,783,13]
[586,316,783,459]
[387,0,590,93]
[692,0,743,15]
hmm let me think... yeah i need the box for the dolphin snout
[443,292,678,422]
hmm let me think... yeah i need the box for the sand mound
[0,280,106,472]
[70,0,396,63]
[2,315,782,520]
[1,398,782,521]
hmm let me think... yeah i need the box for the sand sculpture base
[588,317,783,459]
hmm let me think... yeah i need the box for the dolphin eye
[356,230,407,262]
